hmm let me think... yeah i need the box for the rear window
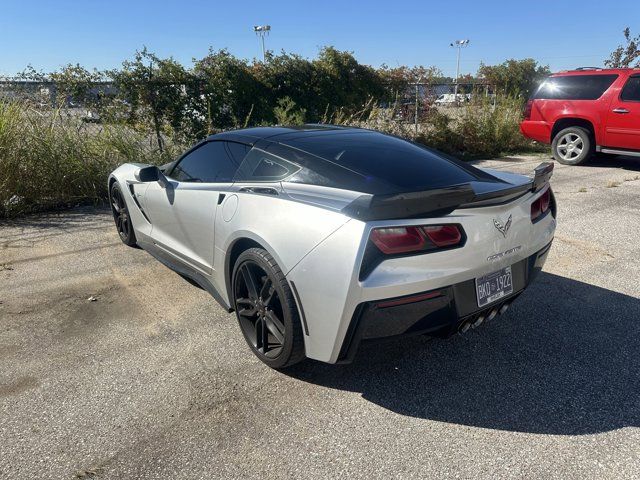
[621,75,640,102]
[234,148,300,182]
[533,74,618,100]
[282,132,478,191]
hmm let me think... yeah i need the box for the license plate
[475,266,513,307]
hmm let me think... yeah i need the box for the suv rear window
[621,75,640,102]
[533,74,618,100]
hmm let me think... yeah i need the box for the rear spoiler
[342,184,476,221]
[341,162,554,221]
[532,161,554,192]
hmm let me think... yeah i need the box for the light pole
[414,75,424,135]
[254,25,271,62]
[450,39,470,98]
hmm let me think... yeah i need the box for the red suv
[520,68,640,165]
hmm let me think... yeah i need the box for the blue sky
[1,0,638,76]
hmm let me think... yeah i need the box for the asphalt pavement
[1,153,639,479]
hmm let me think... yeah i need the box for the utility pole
[450,39,470,98]
[414,76,424,135]
[254,25,271,62]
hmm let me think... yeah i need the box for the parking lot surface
[1,154,639,479]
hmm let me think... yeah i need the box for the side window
[533,74,618,100]
[171,141,249,183]
[621,76,640,102]
[234,149,300,182]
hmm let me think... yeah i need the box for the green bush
[0,95,542,218]
[419,96,536,158]
[0,101,184,217]
[346,95,541,159]
[273,97,306,125]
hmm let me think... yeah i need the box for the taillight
[540,189,550,212]
[523,100,533,120]
[370,225,464,255]
[370,227,426,254]
[422,225,462,247]
[531,188,551,221]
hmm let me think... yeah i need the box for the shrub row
[0,95,540,218]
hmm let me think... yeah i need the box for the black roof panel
[206,126,502,195]
[276,130,492,193]
[208,125,349,144]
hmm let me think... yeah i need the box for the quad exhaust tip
[471,315,485,329]
[458,302,511,334]
[459,321,472,334]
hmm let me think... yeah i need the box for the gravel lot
[1,154,639,480]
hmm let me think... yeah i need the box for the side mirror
[134,165,161,183]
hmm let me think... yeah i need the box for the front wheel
[552,127,593,165]
[232,248,305,369]
[110,182,138,247]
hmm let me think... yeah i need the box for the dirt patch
[553,235,615,261]
[0,376,40,397]
[56,280,141,340]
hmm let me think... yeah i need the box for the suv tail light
[531,189,551,221]
[370,225,464,255]
[523,99,533,120]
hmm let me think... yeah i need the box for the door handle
[239,187,279,196]
[612,108,630,114]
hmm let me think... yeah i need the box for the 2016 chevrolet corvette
[108,125,556,368]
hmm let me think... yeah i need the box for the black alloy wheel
[110,183,137,247]
[232,248,305,368]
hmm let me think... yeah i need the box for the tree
[378,65,442,97]
[48,64,105,107]
[193,48,265,133]
[313,47,386,117]
[110,48,190,151]
[251,52,318,119]
[478,59,550,98]
[273,96,306,125]
[605,27,640,68]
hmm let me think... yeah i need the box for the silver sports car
[108,125,556,368]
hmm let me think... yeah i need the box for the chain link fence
[388,82,496,124]
[0,79,175,158]
[0,78,496,131]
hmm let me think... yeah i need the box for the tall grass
[0,101,184,217]
[0,96,541,218]
[343,95,542,159]
[435,96,537,158]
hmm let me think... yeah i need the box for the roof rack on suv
[573,67,602,71]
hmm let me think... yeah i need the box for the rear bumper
[337,240,553,363]
[520,120,551,144]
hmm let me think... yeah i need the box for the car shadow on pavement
[589,154,640,171]
[285,272,640,435]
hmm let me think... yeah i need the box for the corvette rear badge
[493,214,512,238]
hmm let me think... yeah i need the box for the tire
[110,182,138,247]
[551,126,593,165]
[232,248,305,369]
